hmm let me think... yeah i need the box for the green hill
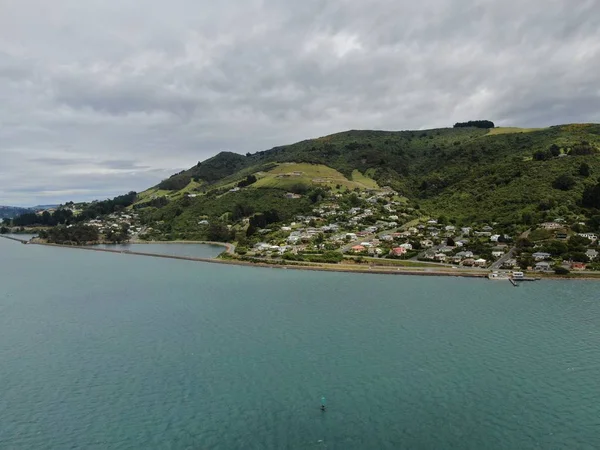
[137,123,600,230]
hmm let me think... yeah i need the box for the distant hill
[0,206,31,220]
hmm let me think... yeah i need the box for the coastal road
[490,246,516,270]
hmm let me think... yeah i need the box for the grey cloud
[1,0,599,205]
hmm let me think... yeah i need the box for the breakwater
[0,235,29,244]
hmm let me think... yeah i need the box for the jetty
[0,235,29,244]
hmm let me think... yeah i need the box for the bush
[554,266,570,275]
[552,174,576,191]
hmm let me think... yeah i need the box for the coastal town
[3,184,599,277]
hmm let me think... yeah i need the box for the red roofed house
[351,245,366,253]
[571,262,587,271]
[390,247,407,257]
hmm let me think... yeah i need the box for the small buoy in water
[320,396,326,411]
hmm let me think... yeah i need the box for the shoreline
[31,241,489,279]
[3,236,599,281]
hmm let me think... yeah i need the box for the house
[512,271,524,280]
[555,232,568,240]
[455,251,474,259]
[434,253,447,262]
[427,219,438,225]
[345,233,357,240]
[474,258,487,267]
[490,235,501,242]
[535,261,552,271]
[369,247,383,256]
[380,235,394,242]
[571,262,587,271]
[532,252,551,261]
[351,245,366,253]
[445,225,456,232]
[586,249,599,261]
[439,246,454,253]
[360,242,373,247]
[579,233,598,241]
[482,226,493,232]
[492,251,505,258]
[390,247,407,257]
[461,258,476,266]
[541,222,562,230]
[285,192,302,199]
[229,187,240,192]
[501,259,518,269]
[420,239,434,248]
[461,227,472,235]
[399,243,413,250]
[198,220,209,225]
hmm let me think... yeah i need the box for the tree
[207,221,231,242]
[453,120,495,129]
[314,233,325,246]
[0,226,8,234]
[348,193,361,207]
[579,162,591,177]
[552,174,576,191]
[446,237,455,246]
[549,144,561,157]
[582,181,600,209]
[568,235,591,252]
[554,266,570,275]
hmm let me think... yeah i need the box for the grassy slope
[252,163,377,191]
[487,127,543,136]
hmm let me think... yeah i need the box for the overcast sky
[1,0,599,206]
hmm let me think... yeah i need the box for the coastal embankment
[27,240,488,279]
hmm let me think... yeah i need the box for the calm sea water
[1,237,600,449]
[91,243,224,259]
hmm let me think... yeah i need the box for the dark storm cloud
[1,0,599,205]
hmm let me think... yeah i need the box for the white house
[586,249,599,261]
[535,261,552,271]
[532,252,551,261]
[492,251,505,258]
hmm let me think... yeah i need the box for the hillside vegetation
[143,123,600,227]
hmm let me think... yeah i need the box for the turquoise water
[91,243,225,259]
[1,238,600,449]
